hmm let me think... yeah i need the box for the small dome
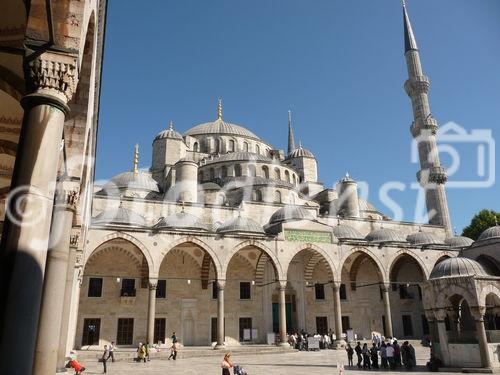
[184,118,260,140]
[288,145,314,159]
[445,236,473,248]
[154,122,183,141]
[216,215,264,235]
[153,212,208,231]
[332,224,363,240]
[93,204,147,227]
[429,257,489,279]
[365,228,406,243]
[269,206,315,225]
[407,231,444,246]
[103,171,160,193]
[477,226,500,242]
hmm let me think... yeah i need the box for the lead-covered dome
[332,224,363,240]
[407,231,444,246]
[269,205,315,225]
[154,122,183,141]
[93,203,147,227]
[103,171,160,193]
[216,214,264,235]
[366,228,406,243]
[184,118,260,140]
[477,225,500,242]
[153,212,208,231]
[288,145,314,159]
[445,235,473,248]
[429,257,489,279]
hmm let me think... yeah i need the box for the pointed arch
[339,246,388,284]
[388,249,429,281]
[285,243,337,282]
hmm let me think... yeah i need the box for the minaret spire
[287,110,296,155]
[133,144,139,173]
[402,1,452,236]
[217,98,223,120]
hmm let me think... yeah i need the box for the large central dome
[184,118,260,140]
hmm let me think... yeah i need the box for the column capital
[380,282,391,293]
[216,280,226,290]
[433,308,448,322]
[278,280,287,290]
[24,51,78,109]
[424,309,435,322]
[148,281,157,290]
[55,188,79,212]
[470,306,487,321]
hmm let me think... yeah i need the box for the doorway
[82,318,100,346]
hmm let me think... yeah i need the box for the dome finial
[133,144,139,173]
[298,140,303,149]
[217,98,223,120]
[169,120,174,131]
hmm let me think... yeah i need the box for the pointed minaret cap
[217,98,223,120]
[169,120,174,130]
[403,0,418,53]
[133,144,139,173]
[287,110,296,154]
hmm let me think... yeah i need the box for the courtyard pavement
[77,346,485,375]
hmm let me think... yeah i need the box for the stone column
[278,280,289,346]
[472,306,492,369]
[381,283,394,338]
[434,309,450,365]
[215,280,225,348]
[0,51,77,375]
[33,186,79,375]
[332,282,346,348]
[424,309,436,349]
[147,281,158,345]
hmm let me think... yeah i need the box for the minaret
[217,98,223,120]
[133,143,139,173]
[287,110,296,155]
[403,2,452,236]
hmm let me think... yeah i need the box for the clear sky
[96,0,500,232]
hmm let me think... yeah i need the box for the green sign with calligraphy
[284,229,333,244]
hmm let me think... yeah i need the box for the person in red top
[65,358,85,375]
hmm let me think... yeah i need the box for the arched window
[234,164,242,177]
[209,168,215,180]
[228,139,235,152]
[285,170,290,183]
[252,189,262,202]
[262,166,269,179]
[193,142,199,152]
[243,142,249,152]
[248,164,256,177]
[274,190,282,203]
[221,166,228,178]
[256,144,260,155]
[275,168,281,180]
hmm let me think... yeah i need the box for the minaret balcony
[410,116,438,137]
[404,75,430,96]
[417,166,448,185]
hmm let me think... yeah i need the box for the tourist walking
[168,341,178,360]
[362,343,371,369]
[101,345,110,373]
[171,331,177,343]
[380,342,388,369]
[221,352,233,375]
[108,342,115,362]
[345,344,354,367]
[354,342,362,368]
[386,342,395,370]
[370,343,379,369]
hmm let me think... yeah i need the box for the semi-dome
[332,224,363,240]
[365,228,406,243]
[103,171,160,193]
[216,214,265,235]
[184,118,260,140]
[153,212,208,231]
[154,122,183,141]
[269,206,315,225]
[93,204,147,227]
[288,145,314,159]
[429,257,489,279]
[445,235,473,248]
[477,225,500,242]
[407,231,444,246]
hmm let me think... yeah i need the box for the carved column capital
[278,280,288,290]
[23,51,78,112]
[55,188,79,211]
[470,306,487,321]
[148,281,158,290]
[433,308,448,322]
[216,280,226,290]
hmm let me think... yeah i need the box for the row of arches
[196,136,270,156]
[199,163,299,185]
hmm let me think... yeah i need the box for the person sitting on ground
[65,358,85,375]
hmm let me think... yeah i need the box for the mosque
[0,1,499,373]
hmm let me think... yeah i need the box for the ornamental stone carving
[55,188,79,211]
[26,51,78,103]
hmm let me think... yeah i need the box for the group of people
[287,330,337,351]
[346,339,416,371]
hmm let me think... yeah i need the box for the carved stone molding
[55,188,79,211]
[25,51,78,103]
[69,233,79,248]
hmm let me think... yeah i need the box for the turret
[166,159,198,203]
[403,2,452,236]
[336,173,359,218]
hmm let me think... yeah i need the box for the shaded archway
[158,241,219,346]
[476,255,500,276]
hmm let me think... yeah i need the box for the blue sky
[97,0,500,232]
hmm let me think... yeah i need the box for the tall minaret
[403,2,452,236]
[287,110,296,155]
